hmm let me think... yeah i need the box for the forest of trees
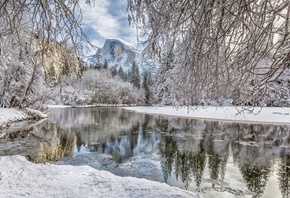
[46,60,154,106]
[0,1,155,107]
[1,0,290,108]
[2,1,290,198]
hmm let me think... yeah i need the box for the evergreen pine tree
[131,61,140,89]
[143,71,153,105]
[118,67,126,81]
[157,41,175,104]
[111,66,117,77]
[103,59,108,69]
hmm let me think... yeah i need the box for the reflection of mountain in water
[49,108,290,197]
[27,107,290,197]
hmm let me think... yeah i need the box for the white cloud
[122,27,138,45]
[90,39,103,48]
[79,1,138,47]
[83,39,103,56]
[80,1,120,40]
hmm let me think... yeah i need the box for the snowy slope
[0,155,201,198]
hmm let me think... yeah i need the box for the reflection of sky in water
[73,145,90,157]
[46,107,290,198]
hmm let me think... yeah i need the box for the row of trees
[48,68,142,106]
[2,0,289,107]
[89,60,154,105]
[0,0,91,108]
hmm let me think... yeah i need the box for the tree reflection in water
[0,120,76,163]
[278,155,290,198]
[50,108,290,197]
[2,107,290,197]
[233,143,272,198]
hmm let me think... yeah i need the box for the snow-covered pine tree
[157,39,175,105]
[118,67,127,82]
[142,71,154,105]
[111,66,118,77]
[103,59,108,69]
[131,61,141,89]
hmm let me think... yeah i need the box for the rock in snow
[0,155,201,198]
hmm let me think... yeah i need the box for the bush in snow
[49,69,143,106]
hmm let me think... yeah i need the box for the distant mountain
[87,38,155,74]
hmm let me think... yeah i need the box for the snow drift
[0,155,201,198]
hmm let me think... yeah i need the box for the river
[1,107,290,198]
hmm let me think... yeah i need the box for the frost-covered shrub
[0,55,48,108]
[49,69,143,106]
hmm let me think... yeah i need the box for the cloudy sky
[80,1,137,51]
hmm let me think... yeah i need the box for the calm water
[1,107,290,198]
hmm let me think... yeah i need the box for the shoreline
[0,108,48,130]
[3,105,288,130]
[46,104,290,125]
[0,106,201,198]
[123,106,290,125]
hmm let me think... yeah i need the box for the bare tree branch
[128,0,290,106]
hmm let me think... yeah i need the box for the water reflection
[278,156,290,198]
[50,108,290,197]
[1,107,290,197]
[0,120,76,162]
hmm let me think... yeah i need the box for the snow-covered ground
[0,106,201,197]
[123,106,290,124]
[0,108,27,127]
[0,108,48,129]
[46,104,72,109]
[46,104,130,109]
[0,155,200,198]
[2,105,290,197]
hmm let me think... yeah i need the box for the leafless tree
[128,0,290,106]
[0,0,91,55]
[0,0,93,108]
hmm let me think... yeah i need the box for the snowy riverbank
[2,105,289,197]
[0,108,48,129]
[124,106,290,124]
[0,155,200,198]
[0,106,201,198]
